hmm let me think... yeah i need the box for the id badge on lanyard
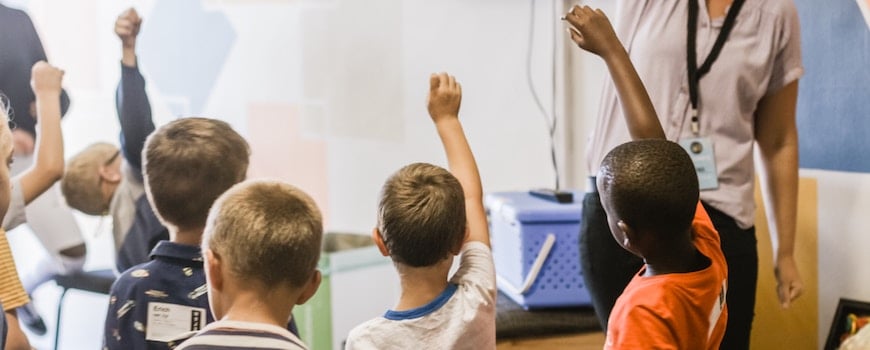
[684,0,745,191]
[680,137,718,190]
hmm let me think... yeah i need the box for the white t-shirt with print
[345,242,496,350]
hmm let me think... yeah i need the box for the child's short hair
[204,180,323,287]
[599,139,699,237]
[143,117,249,230]
[377,162,466,267]
[62,143,119,215]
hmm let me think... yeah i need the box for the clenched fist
[427,72,463,123]
[30,61,64,97]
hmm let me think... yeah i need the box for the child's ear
[617,221,635,247]
[205,249,223,292]
[371,228,389,257]
[296,270,322,305]
[98,164,122,183]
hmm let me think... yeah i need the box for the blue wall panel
[795,0,870,173]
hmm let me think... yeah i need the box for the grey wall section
[795,0,870,173]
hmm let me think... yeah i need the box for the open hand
[115,8,142,49]
[30,61,64,97]
[563,6,621,58]
[427,73,462,122]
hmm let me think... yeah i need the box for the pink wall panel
[247,103,330,226]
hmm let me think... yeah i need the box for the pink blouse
[586,0,804,228]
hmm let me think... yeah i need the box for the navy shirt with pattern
[104,242,210,350]
[104,242,299,350]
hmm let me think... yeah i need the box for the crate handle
[499,233,557,295]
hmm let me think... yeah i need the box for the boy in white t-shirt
[345,73,496,350]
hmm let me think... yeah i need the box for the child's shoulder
[345,317,394,349]
[177,321,306,350]
[451,241,497,302]
[115,242,206,295]
[112,261,157,292]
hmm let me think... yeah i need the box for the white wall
[18,0,602,233]
[7,0,608,347]
[807,169,870,345]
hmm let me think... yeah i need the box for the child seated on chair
[173,180,323,349]
[345,73,496,349]
[564,6,728,349]
[0,61,66,350]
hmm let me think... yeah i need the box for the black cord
[527,0,561,190]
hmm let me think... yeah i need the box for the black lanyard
[687,0,746,134]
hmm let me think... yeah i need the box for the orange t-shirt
[605,203,728,350]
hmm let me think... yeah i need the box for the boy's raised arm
[115,8,154,172]
[427,73,489,247]
[563,6,665,140]
[18,61,64,204]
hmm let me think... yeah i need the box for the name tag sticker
[145,302,206,342]
[679,137,719,191]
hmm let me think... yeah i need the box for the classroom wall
[9,1,586,347]
[12,0,867,348]
[792,0,870,347]
[563,0,870,348]
[17,0,576,233]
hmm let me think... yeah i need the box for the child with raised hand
[5,60,67,227]
[102,116,251,350]
[0,60,66,350]
[345,73,496,349]
[564,6,728,349]
[62,7,168,273]
[173,180,323,349]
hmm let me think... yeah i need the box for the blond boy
[174,180,323,349]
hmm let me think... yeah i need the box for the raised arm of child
[427,73,489,247]
[17,61,65,204]
[563,6,665,141]
[115,8,154,173]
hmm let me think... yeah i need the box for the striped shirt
[0,229,28,311]
[174,320,307,350]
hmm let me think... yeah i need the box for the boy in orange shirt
[564,6,728,349]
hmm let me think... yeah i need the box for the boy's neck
[642,231,709,277]
[169,226,204,246]
[394,258,453,311]
[219,286,296,329]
